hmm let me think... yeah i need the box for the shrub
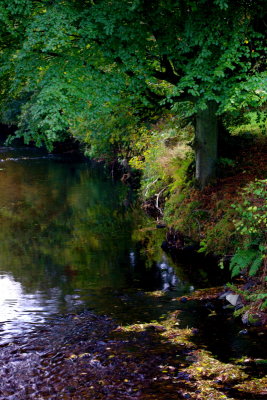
[229,179,267,311]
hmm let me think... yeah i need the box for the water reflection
[157,255,179,291]
[0,274,62,342]
[0,148,186,342]
[0,255,188,342]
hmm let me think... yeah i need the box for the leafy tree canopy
[0,0,266,181]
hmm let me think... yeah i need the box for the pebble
[180,297,188,303]
[183,394,191,399]
[238,329,248,335]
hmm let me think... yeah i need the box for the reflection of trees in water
[0,154,196,300]
[128,248,192,293]
[0,158,136,292]
[157,255,179,291]
[153,255,194,293]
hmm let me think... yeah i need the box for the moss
[204,215,236,255]
[164,194,204,241]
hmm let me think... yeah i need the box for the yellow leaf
[68,354,77,359]
[78,352,90,358]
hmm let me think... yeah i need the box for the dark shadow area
[0,123,17,145]
[177,299,267,369]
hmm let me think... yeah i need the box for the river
[0,146,266,399]
[0,146,193,340]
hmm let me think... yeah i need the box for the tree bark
[195,101,218,189]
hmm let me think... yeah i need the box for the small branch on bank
[155,186,168,219]
[144,178,158,197]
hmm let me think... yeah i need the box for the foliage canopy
[0,0,266,179]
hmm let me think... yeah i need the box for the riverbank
[137,133,267,325]
[1,300,266,400]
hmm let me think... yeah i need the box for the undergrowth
[135,114,267,319]
[129,114,194,218]
[228,179,267,313]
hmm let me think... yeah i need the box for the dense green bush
[229,179,267,311]
[230,179,267,278]
[130,114,194,200]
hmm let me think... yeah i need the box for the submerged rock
[226,293,243,307]
[238,329,248,335]
[219,292,244,308]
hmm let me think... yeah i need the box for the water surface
[0,146,266,368]
[0,147,192,341]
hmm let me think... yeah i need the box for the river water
[0,146,266,366]
[0,147,188,340]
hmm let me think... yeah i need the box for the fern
[249,293,267,302]
[249,254,264,276]
[253,293,267,299]
[230,248,260,277]
[261,300,267,310]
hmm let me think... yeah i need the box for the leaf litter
[0,304,266,400]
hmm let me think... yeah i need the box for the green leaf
[249,255,263,276]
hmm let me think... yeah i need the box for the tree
[0,0,266,186]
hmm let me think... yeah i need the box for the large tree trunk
[195,101,218,189]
